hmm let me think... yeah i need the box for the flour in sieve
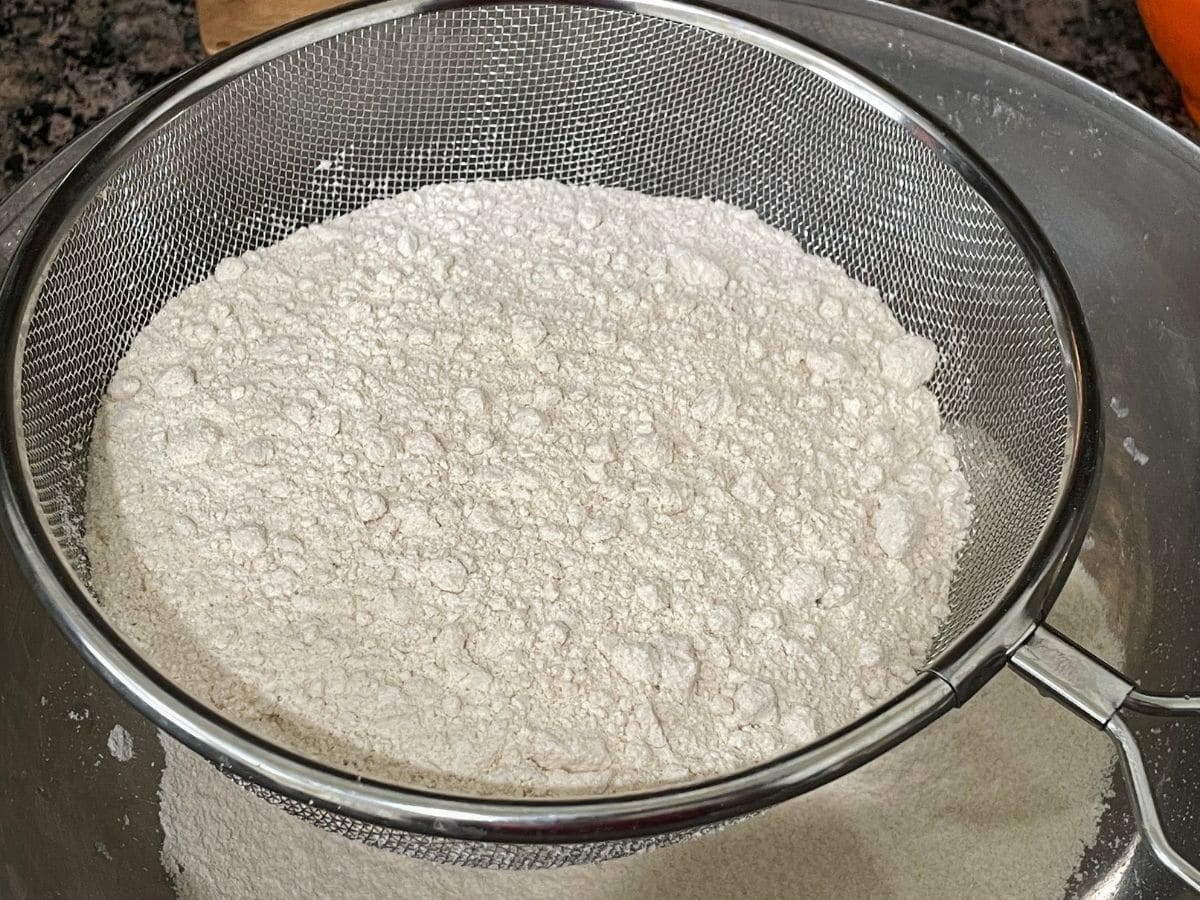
[84,180,971,796]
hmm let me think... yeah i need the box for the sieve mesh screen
[14,2,1072,867]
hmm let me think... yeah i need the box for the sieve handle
[1010,625,1200,892]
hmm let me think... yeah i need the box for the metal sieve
[1,0,1198,884]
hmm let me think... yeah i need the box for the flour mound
[85,180,970,796]
[157,566,1118,900]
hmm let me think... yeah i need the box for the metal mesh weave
[14,2,1072,868]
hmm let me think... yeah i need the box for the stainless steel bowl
[3,0,1200,895]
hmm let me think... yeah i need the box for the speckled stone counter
[1,0,201,197]
[898,0,1199,138]
[1,0,1197,201]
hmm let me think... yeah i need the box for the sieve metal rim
[0,0,1100,845]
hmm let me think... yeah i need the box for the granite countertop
[1,0,1197,202]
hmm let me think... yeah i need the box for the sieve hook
[1011,625,1200,891]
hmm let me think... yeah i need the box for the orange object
[1139,0,1200,123]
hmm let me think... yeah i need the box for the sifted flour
[157,565,1120,899]
[85,180,970,796]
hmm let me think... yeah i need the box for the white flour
[158,565,1119,900]
[106,723,135,762]
[85,180,970,796]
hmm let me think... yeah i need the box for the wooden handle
[196,0,351,54]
